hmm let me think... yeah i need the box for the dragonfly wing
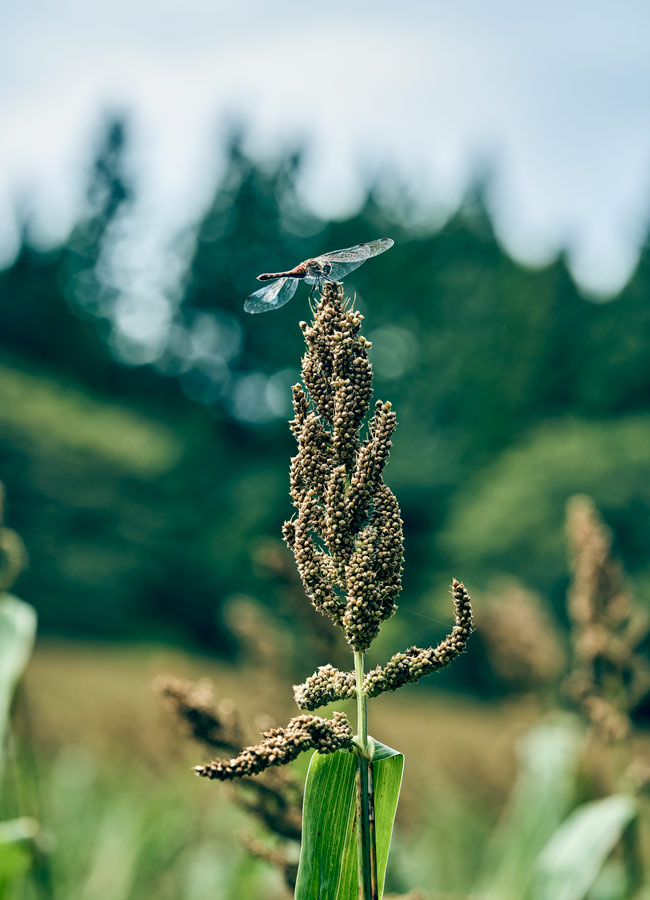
[244,278,299,314]
[302,261,363,282]
[312,238,394,282]
[328,259,370,280]
[318,237,394,264]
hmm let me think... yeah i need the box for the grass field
[6,639,648,899]
[4,638,543,899]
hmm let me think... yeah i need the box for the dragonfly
[243,237,394,314]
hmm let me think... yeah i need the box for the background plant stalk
[355,649,378,900]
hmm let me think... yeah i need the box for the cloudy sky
[2,0,650,294]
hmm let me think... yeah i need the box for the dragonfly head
[306,259,332,280]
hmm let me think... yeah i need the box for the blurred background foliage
[1,115,650,666]
[1,113,650,899]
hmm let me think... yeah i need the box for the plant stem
[355,650,368,755]
[355,650,378,900]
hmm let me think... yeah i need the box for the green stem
[355,650,368,755]
[354,650,378,900]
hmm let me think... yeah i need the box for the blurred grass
[6,640,538,898]
[0,360,182,476]
[22,640,532,802]
[12,742,289,900]
[8,642,299,899]
[5,641,650,898]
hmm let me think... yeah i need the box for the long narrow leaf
[0,594,37,766]
[474,715,583,900]
[294,747,357,899]
[295,738,404,899]
[0,817,40,891]
[533,794,637,900]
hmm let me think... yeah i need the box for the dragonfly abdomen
[257,264,307,282]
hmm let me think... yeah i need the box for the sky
[2,0,650,295]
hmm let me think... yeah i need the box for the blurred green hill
[1,117,649,660]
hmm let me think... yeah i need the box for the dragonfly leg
[307,283,316,316]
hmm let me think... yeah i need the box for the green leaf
[0,817,40,846]
[294,737,404,900]
[533,794,637,900]
[0,594,37,766]
[369,740,404,888]
[588,860,632,900]
[294,748,356,900]
[474,715,583,900]
[0,817,40,891]
[0,841,32,892]
[370,739,401,761]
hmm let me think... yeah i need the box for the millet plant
[193,281,473,899]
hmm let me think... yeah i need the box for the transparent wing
[244,277,299,314]
[317,259,365,281]
[311,237,394,282]
[319,237,394,264]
